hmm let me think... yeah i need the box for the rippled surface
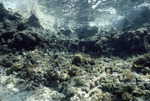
[1,0,150,30]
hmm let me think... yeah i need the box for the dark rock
[88,59,95,65]
[144,35,150,55]
[44,28,149,57]
[145,91,150,100]
[68,65,84,76]
[0,3,21,22]
[133,54,150,74]
[17,23,29,31]
[101,83,114,92]
[0,58,13,68]
[7,12,21,21]
[72,54,83,66]
[140,6,150,20]
[0,22,3,29]
[75,26,98,39]
[68,40,79,52]
[131,6,150,29]
[0,30,44,51]
[2,19,17,30]
[27,14,42,28]
[59,29,72,36]
[111,29,147,56]
[78,40,100,53]
[0,3,7,21]
[144,83,150,90]
[0,55,19,68]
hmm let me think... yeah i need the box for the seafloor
[0,3,150,101]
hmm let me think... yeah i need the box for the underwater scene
[0,0,150,101]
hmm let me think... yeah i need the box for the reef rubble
[0,3,150,101]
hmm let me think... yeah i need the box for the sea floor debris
[0,2,150,101]
[0,50,150,101]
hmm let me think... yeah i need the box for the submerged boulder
[58,28,72,36]
[17,23,29,31]
[27,14,42,28]
[0,30,44,51]
[72,54,83,66]
[75,26,98,39]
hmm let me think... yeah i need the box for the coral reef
[0,3,150,101]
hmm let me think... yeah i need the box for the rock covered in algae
[72,54,84,66]
[133,54,150,74]
[68,65,86,76]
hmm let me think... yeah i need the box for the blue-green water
[1,0,150,31]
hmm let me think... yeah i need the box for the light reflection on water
[0,0,150,30]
